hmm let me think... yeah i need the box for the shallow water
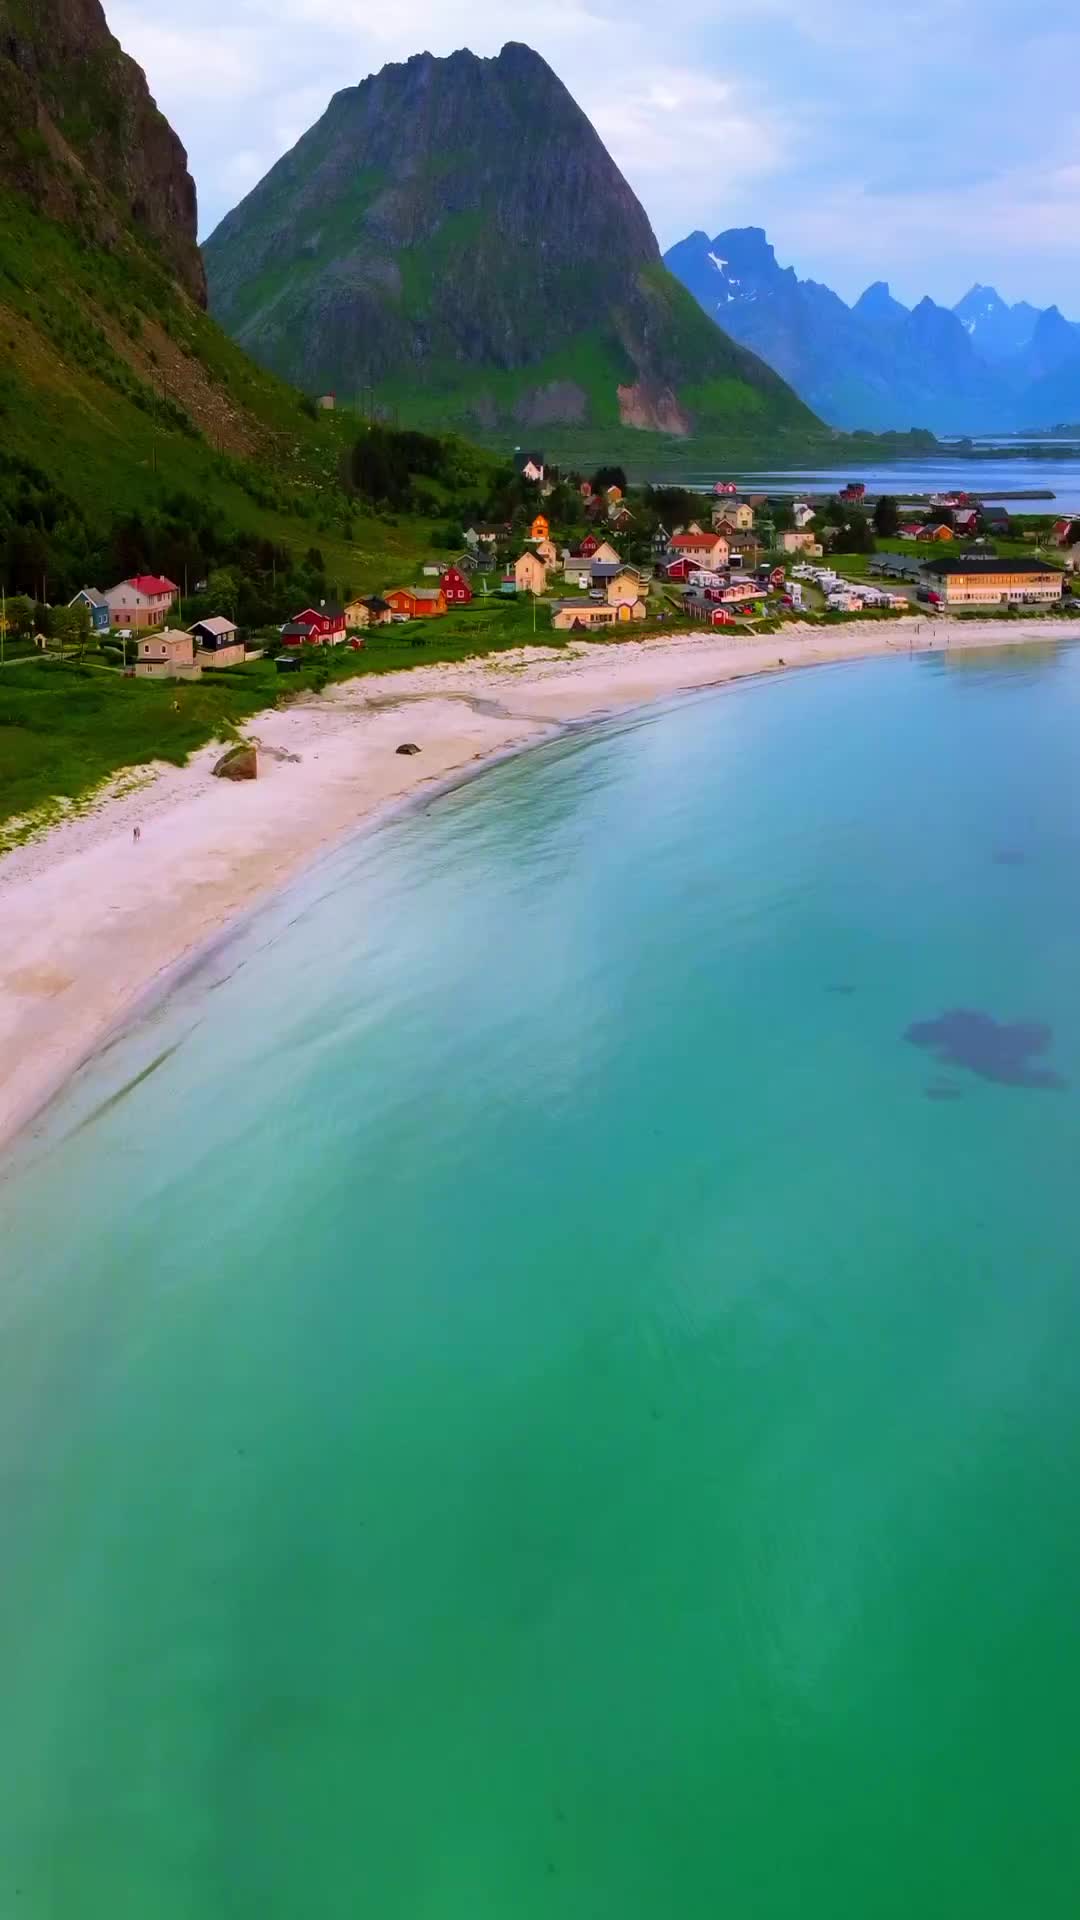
[4,646,1080,1917]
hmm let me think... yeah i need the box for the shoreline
[1,615,1073,1157]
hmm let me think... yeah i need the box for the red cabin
[579,532,601,557]
[440,566,473,605]
[291,604,346,643]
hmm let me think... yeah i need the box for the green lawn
[0,597,565,835]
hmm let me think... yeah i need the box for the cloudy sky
[113,0,1079,312]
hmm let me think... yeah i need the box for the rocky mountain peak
[204,46,812,439]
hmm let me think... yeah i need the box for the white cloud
[110,8,267,104]
[585,67,791,242]
[101,0,1080,310]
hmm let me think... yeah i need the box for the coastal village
[6,458,1078,683]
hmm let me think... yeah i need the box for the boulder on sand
[213,743,258,780]
[396,742,421,755]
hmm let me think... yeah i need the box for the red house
[684,593,736,625]
[663,557,693,581]
[292,603,346,643]
[440,566,473,605]
[840,482,866,504]
[579,532,601,557]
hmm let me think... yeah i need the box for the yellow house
[550,598,647,631]
[714,501,754,531]
[530,514,550,541]
[593,563,645,605]
[514,550,548,595]
[344,598,371,629]
[532,535,557,566]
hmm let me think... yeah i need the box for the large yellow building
[922,556,1065,607]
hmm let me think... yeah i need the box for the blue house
[70,587,110,633]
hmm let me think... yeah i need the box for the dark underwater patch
[924,1081,962,1102]
[992,848,1027,867]
[826,982,857,995]
[905,1009,1066,1090]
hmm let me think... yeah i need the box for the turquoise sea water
[4,646,1080,1917]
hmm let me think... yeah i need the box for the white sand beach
[0,615,1072,1152]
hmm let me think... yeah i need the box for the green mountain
[203,43,818,445]
[0,0,376,576]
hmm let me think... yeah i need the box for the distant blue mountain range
[663,227,1080,434]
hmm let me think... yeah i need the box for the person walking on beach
[133,824,141,845]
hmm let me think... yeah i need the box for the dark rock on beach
[213,743,258,780]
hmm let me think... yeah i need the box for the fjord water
[5,646,1080,1917]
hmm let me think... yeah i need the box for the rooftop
[123,575,178,597]
[191,615,238,637]
[922,555,1064,577]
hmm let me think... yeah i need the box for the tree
[844,511,876,554]
[772,499,795,533]
[644,484,696,527]
[205,566,241,617]
[592,465,627,495]
[63,600,93,660]
[873,494,900,537]
[5,594,35,640]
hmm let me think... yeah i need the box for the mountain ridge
[664,225,1080,432]
[203,46,818,442]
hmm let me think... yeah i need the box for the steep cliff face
[0,0,355,520]
[665,227,1080,433]
[0,0,205,303]
[204,44,815,438]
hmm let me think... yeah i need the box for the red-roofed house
[103,575,178,629]
[668,531,727,569]
[839,482,867,504]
